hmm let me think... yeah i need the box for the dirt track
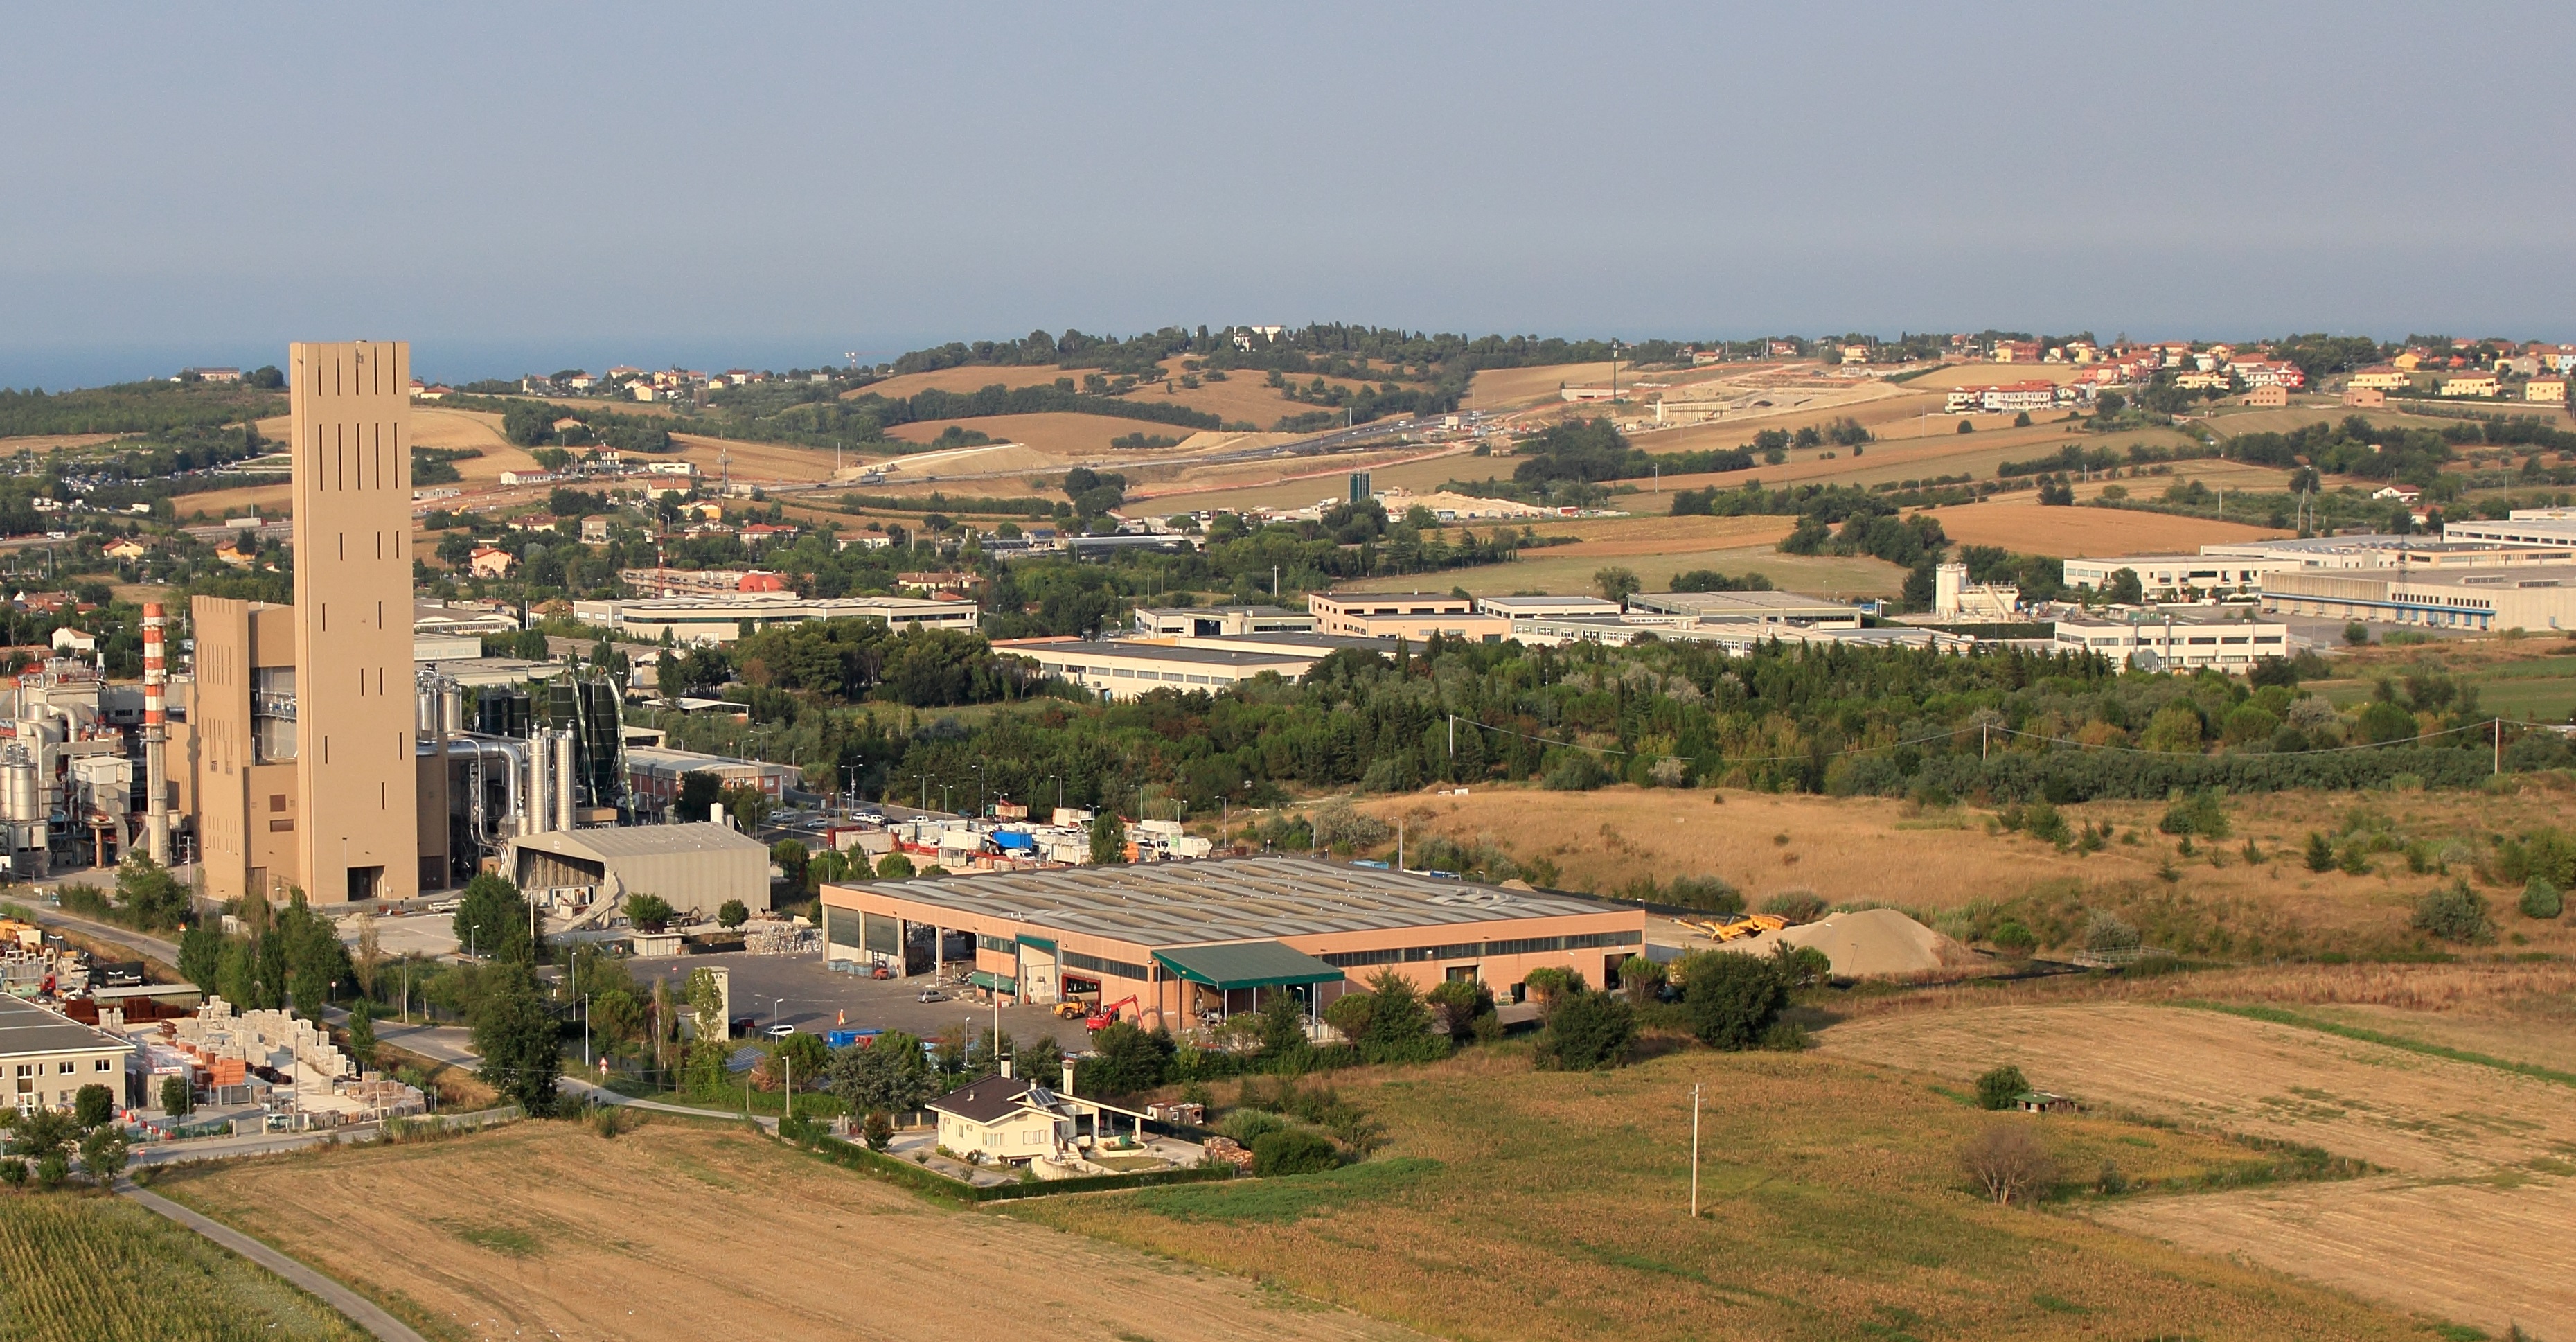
[159,1120,1419,1342]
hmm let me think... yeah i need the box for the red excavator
[1084,996,1138,1031]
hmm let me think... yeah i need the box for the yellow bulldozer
[1680,913,1786,943]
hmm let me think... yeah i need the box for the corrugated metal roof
[1154,941,1344,989]
[837,856,1621,947]
[518,822,768,859]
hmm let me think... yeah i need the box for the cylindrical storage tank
[525,733,551,835]
[417,686,438,735]
[440,687,463,735]
[1,748,37,824]
[553,732,575,831]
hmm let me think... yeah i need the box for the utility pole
[1689,1083,1702,1219]
[2494,718,2501,776]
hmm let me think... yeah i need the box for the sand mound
[1173,430,1304,454]
[1716,908,1973,978]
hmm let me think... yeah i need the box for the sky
[5,2,2573,389]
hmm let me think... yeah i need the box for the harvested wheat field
[1464,362,1617,412]
[1924,497,2288,556]
[665,432,843,484]
[2093,1176,2576,1339]
[153,1118,1415,1342]
[840,364,1074,400]
[1822,1003,2576,1339]
[885,412,1187,459]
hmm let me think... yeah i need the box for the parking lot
[628,950,1090,1050]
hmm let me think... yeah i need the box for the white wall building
[2052,615,2293,671]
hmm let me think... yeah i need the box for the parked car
[761,1023,798,1040]
[915,987,944,1004]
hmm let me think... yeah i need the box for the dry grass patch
[1923,495,2289,556]
[1818,1001,2576,1339]
[1011,1045,2435,1341]
[154,1118,1412,1342]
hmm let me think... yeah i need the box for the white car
[761,1024,798,1040]
[425,899,461,913]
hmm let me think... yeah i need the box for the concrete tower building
[192,341,421,905]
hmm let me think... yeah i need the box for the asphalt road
[628,950,1092,1050]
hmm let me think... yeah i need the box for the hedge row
[1841,743,2501,803]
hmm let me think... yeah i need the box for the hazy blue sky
[6,3,2570,387]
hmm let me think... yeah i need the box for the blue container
[826,1028,878,1049]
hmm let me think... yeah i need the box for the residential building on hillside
[2441,373,2501,397]
[2526,378,2567,404]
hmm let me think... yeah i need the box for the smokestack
[553,731,575,831]
[141,603,168,864]
[1061,1058,1075,1097]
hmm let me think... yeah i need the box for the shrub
[1677,951,1786,1050]
[1220,1108,1287,1145]
[1250,1129,1340,1176]
[2020,800,2070,845]
[2411,881,2496,944]
[861,1110,894,1151]
[2082,911,2140,955]
[2304,831,2335,872]
[1990,920,2037,958]
[1425,978,1495,1041]
[1615,955,1667,1004]
[1531,991,1636,1071]
[1975,1064,2029,1111]
[1663,874,1743,914]
[874,852,915,880]
[1962,1124,2056,1205]
[1540,752,1611,791]
[1760,1021,1810,1052]
[2521,877,2564,921]
[717,899,749,929]
[0,1158,21,1189]
[1759,889,1827,924]
[2158,789,2230,838]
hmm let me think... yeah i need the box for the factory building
[192,342,422,905]
[506,823,770,919]
[1624,590,1865,627]
[2052,614,2292,670]
[819,857,1646,1018]
[2259,567,2576,633]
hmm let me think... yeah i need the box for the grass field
[152,1118,1412,1342]
[1009,1043,2443,1341]
[1822,1002,2576,1336]
[884,412,1201,459]
[0,1194,366,1340]
[2309,647,2576,723]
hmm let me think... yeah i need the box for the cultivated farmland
[152,1118,1415,1342]
[0,1194,366,1341]
[1922,496,2289,556]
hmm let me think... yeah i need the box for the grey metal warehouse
[507,822,772,918]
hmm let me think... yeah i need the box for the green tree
[1254,988,1309,1058]
[2521,877,2564,920]
[623,893,675,933]
[1531,990,1636,1070]
[2343,621,2371,647]
[874,852,916,881]
[177,926,224,994]
[78,1127,127,1185]
[113,853,191,930]
[770,841,808,892]
[72,1084,114,1130]
[1089,810,1128,866]
[454,872,533,964]
[1976,1063,2029,1110]
[825,1030,936,1118]
[717,899,750,929]
[2104,568,2144,605]
[273,894,348,1018]
[470,963,561,1115]
[1081,1021,1170,1095]
[1425,977,1495,1041]
[1678,951,1786,1050]
[157,1075,190,1118]
[1592,566,1642,603]
[345,1001,377,1071]
[1356,969,1445,1063]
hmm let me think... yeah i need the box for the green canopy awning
[1153,941,1346,991]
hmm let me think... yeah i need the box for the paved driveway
[628,951,1091,1050]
